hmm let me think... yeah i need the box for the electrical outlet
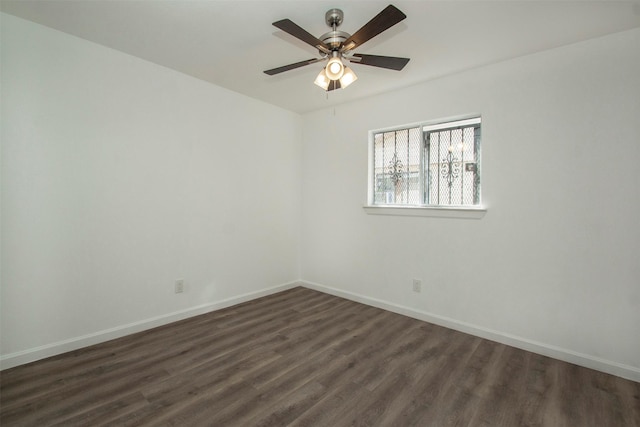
[175,279,185,294]
[412,279,422,293]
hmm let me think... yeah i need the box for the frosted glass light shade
[314,68,330,90]
[339,67,358,88]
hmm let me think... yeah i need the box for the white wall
[1,14,301,366]
[301,28,640,380]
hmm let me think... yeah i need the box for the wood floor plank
[2,287,638,427]
[1,367,169,426]
[50,391,150,427]
[394,332,484,426]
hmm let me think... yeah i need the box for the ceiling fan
[264,4,410,91]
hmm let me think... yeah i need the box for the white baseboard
[0,281,300,371]
[301,280,640,383]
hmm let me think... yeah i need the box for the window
[368,117,482,210]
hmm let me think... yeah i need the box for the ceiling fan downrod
[320,9,350,53]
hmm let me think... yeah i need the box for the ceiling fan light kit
[265,4,410,92]
[314,65,358,91]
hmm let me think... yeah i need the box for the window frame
[365,115,487,219]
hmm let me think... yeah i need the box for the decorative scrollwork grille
[373,127,422,205]
[425,122,480,206]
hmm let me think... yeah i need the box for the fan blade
[350,54,410,71]
[327,80,341,91]
[273,19,330,54]
[264,58,324,75]
[341,5,406,52]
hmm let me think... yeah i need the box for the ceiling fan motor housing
[320,30,350,52]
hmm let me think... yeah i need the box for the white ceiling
[2,1,640,114]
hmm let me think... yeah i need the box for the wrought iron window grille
[370,117,481,208]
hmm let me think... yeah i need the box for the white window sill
[363,205,487,219]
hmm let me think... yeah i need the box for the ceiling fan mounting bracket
[325,8,344,28]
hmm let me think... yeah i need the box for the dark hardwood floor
[1,287,638,426]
